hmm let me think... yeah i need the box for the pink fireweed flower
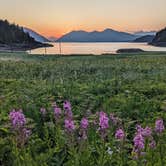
[133,133,145,152]
[9,109,26,128]
[63,101,73,119]
[40,108,46,116]
[99,111,109,139]
[142,127,152,138]
[54,107,62,118]
[9,110,31,146]
[149,139,156,149]
[79,118,89,140]
[99,111,109,130]
[136,125,152,138]
[155,119,165,134]
[80,118,89,129]
[115,129,125,140]
[136,125,144,134]
[63,100,71,111]
[65,119,75,132]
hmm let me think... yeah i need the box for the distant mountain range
[48,36,57,42]
[150,27,166,47]
[56,29,138,42]
[133,35,155,43]
[1,18,165,49]
[22,27,158,43]
[134,31,156,37]
[23,27,50,43]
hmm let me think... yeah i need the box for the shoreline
[1,51,166,57]
[0,43,53,52]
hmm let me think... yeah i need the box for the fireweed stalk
[133,133,145,160]
[63,101,76,147]
[115,129,125,140]
[155,119,165,134]
[99,111,109,139]
[64,100,73,119]
[133,125,151,161]
[133,124,157,165]
[98,112,109,166]
[54,106,62,122]
[79,117,89,140]
[9,109,31,147]
[115,129,126,165]
[77,118,89,155]
[155,119,165,165]
[64,101,75,133]
[64,119,75,133]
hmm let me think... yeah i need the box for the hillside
[57,29,137,42]
[133,35,154,43]
[23,27,50,43]
[0,19,52,51]
[150,27,166,47]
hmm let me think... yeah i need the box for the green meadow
[0,52,166,165]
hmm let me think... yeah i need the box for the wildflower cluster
[133,120,165,159]
[8,101,165,164]
[115,129,125,141]
[155,119,165,134]
[99,111,109,138]
[9,109,26,128]
[9,109,31,146]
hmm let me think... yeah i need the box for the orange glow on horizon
[1,0,165,38]
[5,17,165,38]
[30,25,161,39]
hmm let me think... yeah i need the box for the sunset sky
[0,0,166,37]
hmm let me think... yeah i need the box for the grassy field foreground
[0,52,166,165]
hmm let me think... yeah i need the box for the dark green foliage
[151,27,166,46]
[153,27,166,42]
[0,19,35,45]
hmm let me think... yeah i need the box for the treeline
[151,27,166,47]
[152,27,166,43]
[0,19,36,44]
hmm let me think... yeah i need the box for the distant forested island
[0,19,52,51]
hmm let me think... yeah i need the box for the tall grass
[0,52,166,165]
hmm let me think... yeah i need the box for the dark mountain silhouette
[57,29,137,42]
[150,27,166,47]
[0,19,52,51]
[23,27,50,43]
[133,35,155,43]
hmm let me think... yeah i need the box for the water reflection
[29,42,166,55]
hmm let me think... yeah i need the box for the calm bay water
[29,42,166,55]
